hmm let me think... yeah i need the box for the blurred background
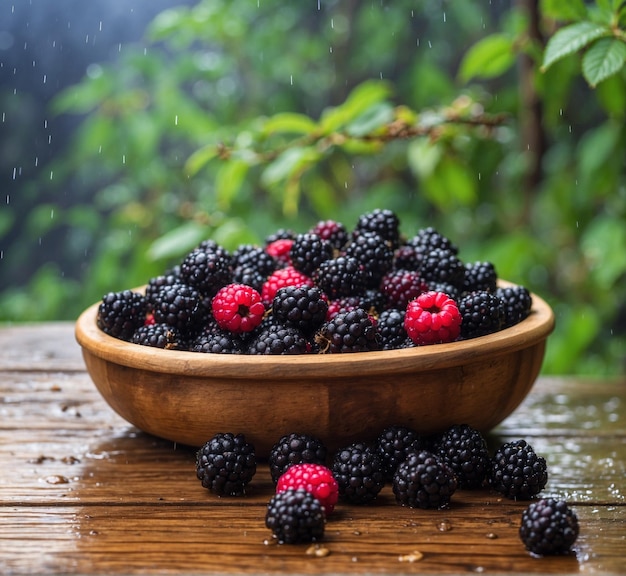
[1,0,624,374]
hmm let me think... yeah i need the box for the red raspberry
[211,283,266,333]
[266,238,293,265]
[404,291,462,345]
[261,266,314,304]
[276,463,339,516]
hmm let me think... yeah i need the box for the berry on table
[519,498,579,556]
[392,450,458,509]
[332,442,385,504]
[268,432,328,484]
[435,424,490,489]
[196,433,257,496]
[489,439,548,499]
[404,291,462,345]
[276,463,339,516]
[265,488,325,544]
[376,425,430,481]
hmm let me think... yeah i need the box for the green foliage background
[1,0,625,375]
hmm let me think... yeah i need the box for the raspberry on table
[404,291,462,345]
[265,488,325,544]
[211,283,265,334]
[519,498,579,556]
[268,432,328,484]
[392,450,458,509]
[332,442,385,504]
[276,463,339,516]
[489,439,548,499]
[196,432,256,496]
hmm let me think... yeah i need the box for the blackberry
[380,269,428,310]
[179,248,232,297]
[377,308,408,350]
[265,488,325,544]
[463,261,498,293]
[519,498,579,556]
[97,290,148,341]
[458,291,505,339]
[496,285,532,327]
[231,265,267,293]
[131,323,182,350]
[289,233,334,276]
[332,442,385,504]
[426,280,460,301]
[271,286,328,334]
[408,227,458,255]
[196,432,256,496]
[353,208,401,249]
[376,425,430,481]
[313,256,368,299]
[191,324,244,354]
[264,228,295,244]
[197,239,232,262]
[393,243,424,271]
[326,294,376,320]
[151,282,207,334]
[435,424,490,489]
[344,231,394,287]
[268,432,328,484]
[315,308,380,353]
[489,439,548,499]
[418,247,465,289]
[232,244,277,277]
[392,450,458,509]
[309,219,349,251]
[145,272,180,304]
[246,323,309,355]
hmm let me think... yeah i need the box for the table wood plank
[1,323,625,575]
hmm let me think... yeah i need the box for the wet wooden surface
[1,322,625,575]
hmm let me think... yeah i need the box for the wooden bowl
[75,286,554,457]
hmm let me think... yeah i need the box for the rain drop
[174,115,178,126]
[428,40,432,48]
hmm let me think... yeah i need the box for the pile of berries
[96,208,533,354]
[195,425,578,555]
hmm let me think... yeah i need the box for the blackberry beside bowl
[75,284,554,457]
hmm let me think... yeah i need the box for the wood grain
[1,323,625,575]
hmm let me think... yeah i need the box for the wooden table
[1,323,624,575]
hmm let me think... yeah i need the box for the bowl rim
[75,281,555,379]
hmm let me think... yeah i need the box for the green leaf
[147,222,207,261]
[261,112,318,136]
[576,121,622,175]
[458,34,516,83]
[261,147,319,188]
[542,21,610,71]
[540,0,588,22]
[185,144,220,177]
[319,80,392,133]
[582,37,626,87]
[581,215,626,287]
[346,102,394,137]
[215,159,249,208]
[421,155,477,209]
